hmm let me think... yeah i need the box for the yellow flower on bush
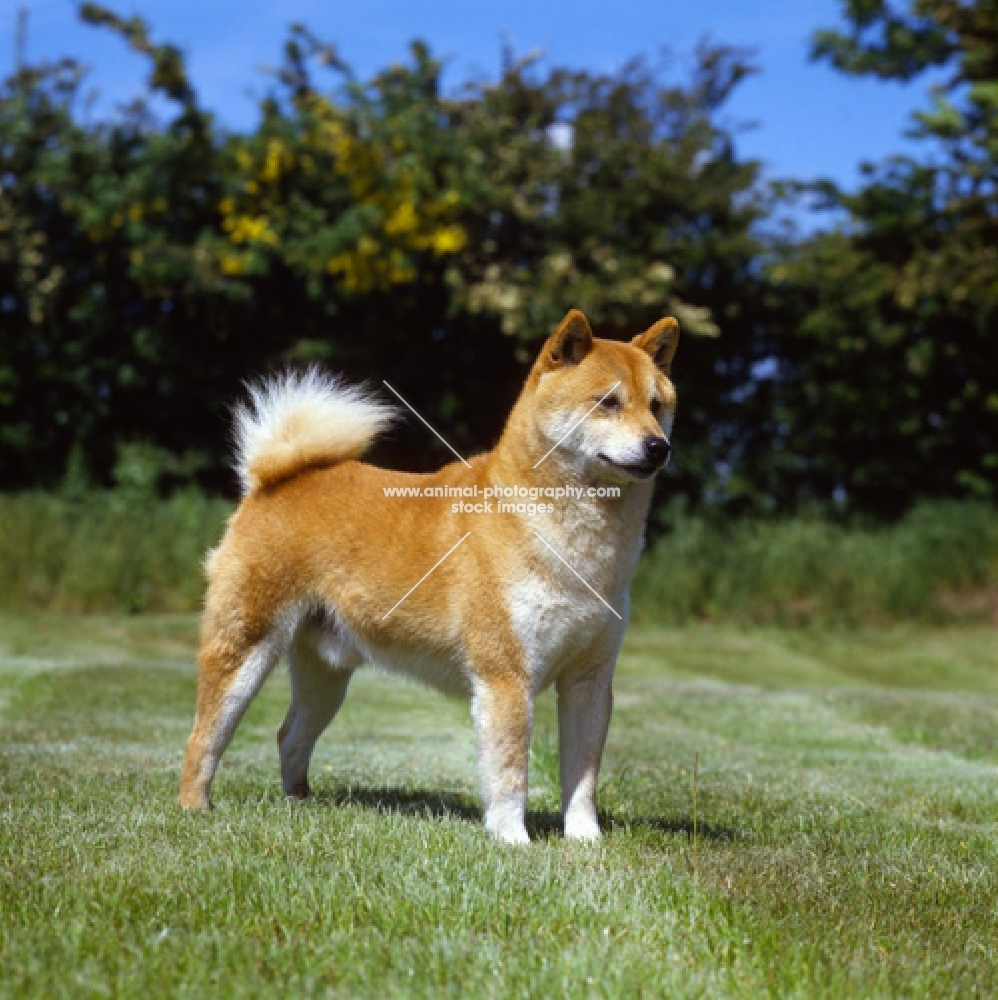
[384,200,418,238]
[428,225,466,255]
[219,251,249,275]
[261,139,291,183]
[223,214,278,247]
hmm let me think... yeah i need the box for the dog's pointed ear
[541,310,594,370]
[632,316,679,376]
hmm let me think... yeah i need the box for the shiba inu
[179,309,679,843]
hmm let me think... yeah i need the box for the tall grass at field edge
[0,490,993,621]
[0,490,230,613]
[632,500,996,625]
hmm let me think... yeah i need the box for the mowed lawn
[0,613,995,998]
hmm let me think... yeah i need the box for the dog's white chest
[505,562,624,691]
[499,503,646,689]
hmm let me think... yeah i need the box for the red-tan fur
[180,310,679,843]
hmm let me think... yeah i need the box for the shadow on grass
[308,784,740,843]
[316,785,482,823]
[604,813,741,843]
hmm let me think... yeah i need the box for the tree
[759,0,998,514]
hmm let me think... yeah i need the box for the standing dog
[180,309,679,843]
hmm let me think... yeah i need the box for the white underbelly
[360,639,471,697]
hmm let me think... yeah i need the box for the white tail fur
[233,369,394,494]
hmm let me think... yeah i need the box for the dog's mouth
[597,453,660,480]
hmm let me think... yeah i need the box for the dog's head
[525,309,679,483]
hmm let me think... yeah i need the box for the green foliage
[812,1,958,80]
[753,0,998,514]
[0,7,761,502]
[0,2,995,515]
[632,500,996,624]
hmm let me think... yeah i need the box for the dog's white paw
[564,814,602,841]
[493,825,531,845]
[485,806,530,844]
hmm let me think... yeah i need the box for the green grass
[1,614,995,997]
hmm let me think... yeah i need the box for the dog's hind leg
[179,622,285,810]
[278,620,360,799]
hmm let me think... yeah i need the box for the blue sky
[6,0,933,197]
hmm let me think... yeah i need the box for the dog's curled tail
[234,369,394,494]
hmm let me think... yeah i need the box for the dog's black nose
[643,436,671,466]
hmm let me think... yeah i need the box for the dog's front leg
[471,677,532,844]
[557,663,614,840]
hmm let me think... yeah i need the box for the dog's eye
[650,399,662,417]
[600,394,621,411]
